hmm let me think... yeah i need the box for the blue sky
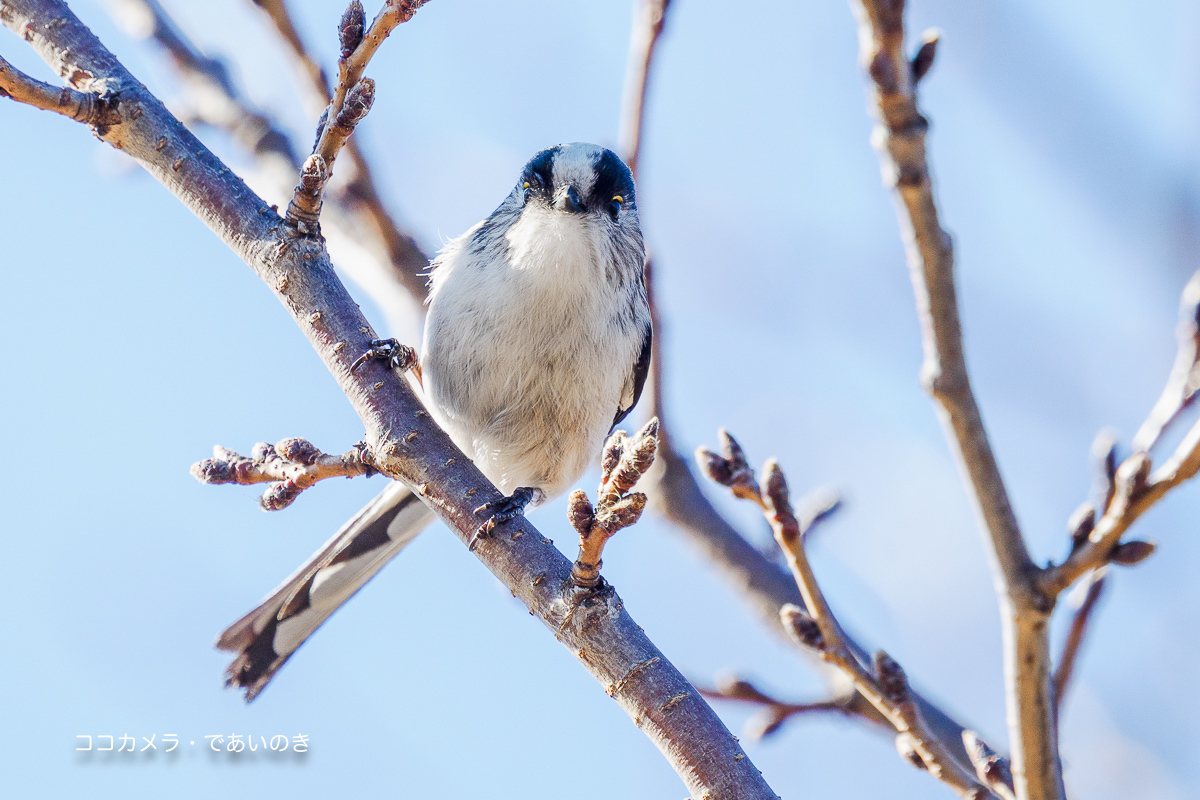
[2,1,1200,797]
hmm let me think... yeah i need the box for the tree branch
[612,0,988,778]
[697,674,855,741]
[106,0,428,322]
[1051,569,1107,714]
[1131,270,1200,452]
[702,435,996,799]
[1043,417,1199,594]
[849,3,1061,797]
[0,52,119,123]
[245,0,428,302]
[191,438,379,510]
[0,2,778,796]
[568,420,658,589]
[618,0,670,177]
[282,0,424,228]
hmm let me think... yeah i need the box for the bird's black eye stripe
[587,148,635,216]
[520,146,558,198]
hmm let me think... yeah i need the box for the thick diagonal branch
[0,3,777,796]
[850,3,1059,798]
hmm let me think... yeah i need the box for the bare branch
[618,0,670,177]
[696,674,854,741]
[191,439,378,510]
[105,0,429,319]
[702,434,994,799]
[569,419,659,588]
[849,2,1060,796]
[1132,269,1200,452]
[246,0,429,302]
[0,53,120,123]
[610,0,990,777]
[1052,569,1107,714]
[1045,419,1200,593]
[284,0,429,228]
[963,731,1018,800]
[1,3,778,796]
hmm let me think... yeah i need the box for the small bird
[217,143,653,700]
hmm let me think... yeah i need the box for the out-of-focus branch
[2,3,780,796]
[191,438,378,510]
[1051,569,1107,714]
[697,674,854,741]
[1132,270,1200,452]
[618,0,670,177]
[963,732,1018,800]
[0,53,120,123]
[1044,418,1199,594]
[849,3,1060,797]
[246,0,428,302]
[701,436,995,799]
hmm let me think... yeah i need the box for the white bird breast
[421,202,644,501]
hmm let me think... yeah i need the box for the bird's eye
[608,195,624,219]
[523,182,530,189]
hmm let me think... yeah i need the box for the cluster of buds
[568,418,659,588]
[694,429,761,505]
[191,438,376,511]
[1065,433,1156,566]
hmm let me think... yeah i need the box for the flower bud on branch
[191,438,377,510]
[338,0,366,59]
[570,418,659,588]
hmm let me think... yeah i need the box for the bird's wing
[612,323,653,430]
[217,481,435,701]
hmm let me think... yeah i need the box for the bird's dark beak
[556,184,586,214]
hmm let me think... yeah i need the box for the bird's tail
[216,481,435,701]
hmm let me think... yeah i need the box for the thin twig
[696,674,854,741]
[1052,569,1107,714]
[618,0,670,177]
[849,3,1060,797]
[1131,269,1200,452]
[2,3,778,796]
[248,0,428,300]
[0,54,119,124]
[1044,419,1200,594]
[765,466,990,800]
[105,0,428,324]
[191,438,378,510]
[963,731,1019,800]
[284,0,430,228]
[700,434,995,799]
[568,420,658,588]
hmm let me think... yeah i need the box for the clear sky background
[3,0,1200,797]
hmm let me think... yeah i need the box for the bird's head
[515,142,637,225]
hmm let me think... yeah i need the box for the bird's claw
[470,486,539,550]
[350,338,418,373]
